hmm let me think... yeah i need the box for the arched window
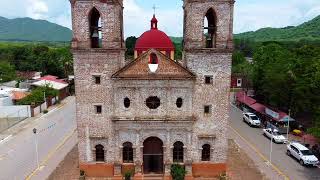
[201,144,211,161]
[89,8,102,48]
[123,142,133,163]
[148,53,159,73]
[149,53,158,64]
[203,8,216,48]
[124,97,130,108]
[176,98,183,108]
[173,141,184,163]
[95,144,105,162]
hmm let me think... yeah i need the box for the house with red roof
[31,75,69,100]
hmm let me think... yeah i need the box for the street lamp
[33,128,40,169]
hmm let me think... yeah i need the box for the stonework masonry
[71,0,234,178]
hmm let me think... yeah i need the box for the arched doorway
[143,137,163,174]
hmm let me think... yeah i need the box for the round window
[124,97,130,108]
[176,98,183,108]
[146,96,161,109]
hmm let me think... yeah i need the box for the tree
[125,36,137,59]
[0,61,16,82]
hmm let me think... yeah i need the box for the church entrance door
[143,137,164,174]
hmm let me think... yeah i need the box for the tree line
[233,41,320,137]
[0,42,73,83]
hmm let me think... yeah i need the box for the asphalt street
[0,97,76,180]
[229,104,320,180]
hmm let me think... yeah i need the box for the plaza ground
[48,139,265,180]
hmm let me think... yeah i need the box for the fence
[0,106,31,133]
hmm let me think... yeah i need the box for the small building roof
[32,80,68,90]
[236,91,256,106]
[249,103,266,114]
[32,75,68,90]
[11,91,30,100]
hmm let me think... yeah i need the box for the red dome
[135,15,174,51]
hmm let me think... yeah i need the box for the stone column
[85,126,92,162]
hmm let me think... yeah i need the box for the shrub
[216,172,228,180]
[124,170,134,180]
[80,170,85,176]
[16,85,58,105]
[170,164,186,180]
[43,109,48,114]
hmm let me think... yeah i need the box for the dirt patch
[47,146,79,180]
[48,140,266,180]
[227,139,267,180]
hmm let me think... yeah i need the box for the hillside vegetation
[0,17,72,42]
[235,15,320,42]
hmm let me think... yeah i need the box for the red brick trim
[80,163,114,177]
[192,163,227,178]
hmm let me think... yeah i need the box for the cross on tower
[152,4,157,15]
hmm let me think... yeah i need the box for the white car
[243,113,261,127]
[287,142,319,166]
[263,128,287,143]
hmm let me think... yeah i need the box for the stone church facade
[70,0,234,179]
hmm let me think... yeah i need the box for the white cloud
[234,0,320,33]
[26,0,49,19]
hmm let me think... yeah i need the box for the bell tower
[183,0,234,166]
[70,0,125,171]
[70,0,125,49]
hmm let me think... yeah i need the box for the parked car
[263,128,287,143]
[243,112,261,127]
[287,141,319,166]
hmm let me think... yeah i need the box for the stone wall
[185,51,232,163]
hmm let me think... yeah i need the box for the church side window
[123,142,133,163]
[89,7,102,48]
[124,97,130,108]
[203,8,217,48]
[95,144,105,162]
[176,98,183,108]
[205,75,213,84]
[204,105,212,114]
[95,105,102,114]
[201,144,211,161]
[173,141,184,162]
[94,75,101,84]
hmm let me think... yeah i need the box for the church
[70,0,234,179]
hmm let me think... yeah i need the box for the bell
[92,29,99,38]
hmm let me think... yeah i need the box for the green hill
[235,15,320,42]
[0,17,72,42]
[170,36,183,44]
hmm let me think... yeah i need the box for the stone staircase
[142,174,164,180]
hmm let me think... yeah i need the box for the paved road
[229,104,320,180]
[0,97,76,180]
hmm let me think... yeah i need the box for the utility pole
[286,109,291,141]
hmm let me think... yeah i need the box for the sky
[0,0,319,37]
